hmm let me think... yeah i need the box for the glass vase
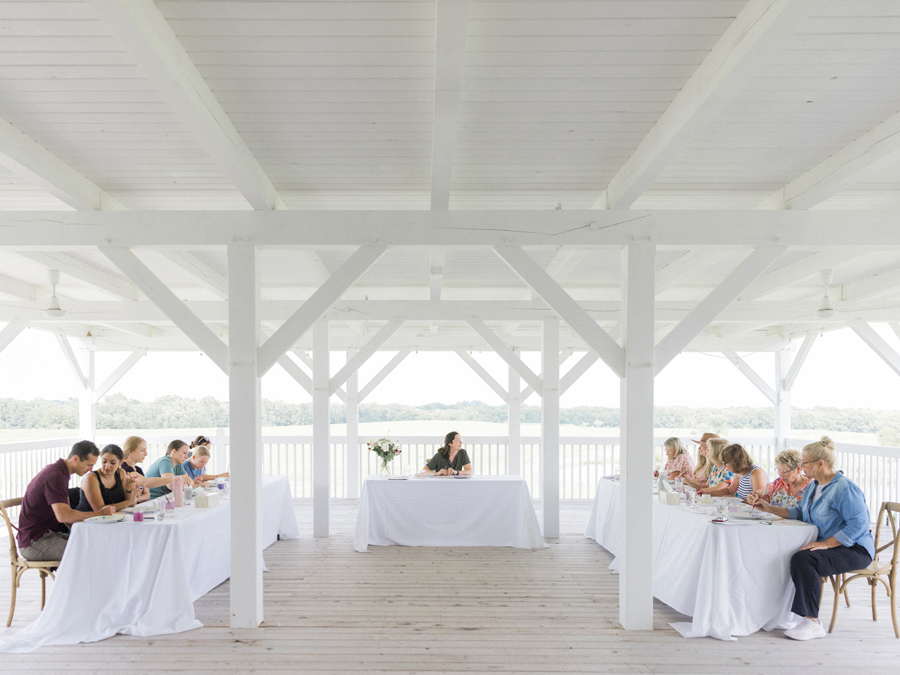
[380,459,391,475]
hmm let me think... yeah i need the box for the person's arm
[51,501,115,524]
[700,478,737,497]
[752,499,790,519]
[749,467,768,495]
[199,471,228,481]
[132,473,172,489]
[830,483,872,550]
[456,463,473,475]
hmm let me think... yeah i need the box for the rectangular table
[0,475,299,653]
[585,478,818,640]
[355,475,547,552]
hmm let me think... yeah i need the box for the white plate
[387,476,408,480]
[450,475,471,479]
[729,510,779,521]
[85,514,126,524]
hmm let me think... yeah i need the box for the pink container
[133,511,144,522]
[173,476,184,507]
[165,498,174,510]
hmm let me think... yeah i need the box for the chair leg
[843,574,850,607]
[40,572,47,611]
[872,579,878,621]
[891,577,899,638]
[828,576,840,634]
[7,566,17,627]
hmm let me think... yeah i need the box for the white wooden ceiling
[1,1,900,358]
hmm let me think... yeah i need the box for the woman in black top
[76,444,139,512]
[423,431,473,476]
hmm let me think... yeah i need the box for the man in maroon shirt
[17,440,115,561]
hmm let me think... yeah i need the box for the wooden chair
[828,501,900,636]
[0,498,59,627]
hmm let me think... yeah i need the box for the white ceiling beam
[783,332,817,391]
[100,246,229,373]
[7,210,900,248]
[0,274,40,301]
[655,246,786,374]
[849,322,900,379]
[520,349,575,401]
[257,245,387,376]
[87,0,284,211]
[655,250,706,295]
[277,353,312,396]
[292,348,314,371]
[495,245,625,378]
[560,350,601,396]
[0,321,26,355]
[430,0,470,211]
[56,334,87,390]
[758,109,900,210]
[841,267,900,303]
[429,251,445,302]
[468,320,543,394]
[95,322,157,338]
[358,348,413,402]
[891,323,900,343]
[594,0,809,209]
[740,250,857,301]
[504,248,582,335]
[455,349,508,403]
[159,251,228,299]
[329,320,403,395]
[93,349,146,402]
[0,114,125,211]
[723,349,777,404]
[19,251,140,301]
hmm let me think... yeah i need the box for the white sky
[1,324,898,410]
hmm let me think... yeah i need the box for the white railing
[2,434,897,514]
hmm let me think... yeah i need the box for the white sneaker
[785,618,827,640]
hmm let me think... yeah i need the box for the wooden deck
[2,500,897,674]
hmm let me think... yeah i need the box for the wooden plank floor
[2,500,898,674]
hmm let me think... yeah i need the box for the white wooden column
[774,348,792,452]
[508,361,521,476]
[313,320,330,536]
[79,349,95,440]
[619,242,656,630]
[345,349,360,498]
[227,241,264,628]
[541,319,560,538]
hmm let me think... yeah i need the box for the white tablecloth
[585,478,818,640]
[0,475,299,653]
[355,475,547,552]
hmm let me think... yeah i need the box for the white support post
[0,322,26,355]
[215,426,227,475]
[520,350,574,401]
[541,319,560,539]
[329,319,403,395]
[312,320,330,537]
[783,332,817,392]
[508,361,521,476]
[774,348,792,453]
[79,349,96,441]
[227,241,263,628]
[468,320,543,394]
[93,350,146,402]
[346,349,360,499]
[619,241,656,631]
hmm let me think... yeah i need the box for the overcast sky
[1,324,898,410]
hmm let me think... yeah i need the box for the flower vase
[380,459,391,475]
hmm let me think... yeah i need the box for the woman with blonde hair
[749,448,811,509]
[121,435,173,495]
[654,437,694,480]
[698,443,767,500]
[689,437,732,490]
[182,435,229,484]
[750,437,873,641]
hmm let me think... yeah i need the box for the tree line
[1,394,900,443]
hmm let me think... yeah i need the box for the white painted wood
[618,241,656,631]
[655,246,786,374]
[160,251,228,299]
[841,266,900,302]
[79,349,96,441]
[891,322,900,343]
[312,320,330,537]
[494,246,625,378]
[783,332,817,391]
[87,0,285,211]
[358,347,412,402]
[467,319,543,394]
[19,251,139,301]
[850,322,900,378]
[541,317,560,539]
[276,354,312,396]
[100,246,229,373]
[345,349,360,500]
[430,0,470,210]
[654,250,705,295]
[0,274,40,302]
[455,349,508,403]
[774,349,791,453]
[740,250,855,301]
[520,350,575,401]
[595,0,810,209]
[226,241,264,628]
[257,245,387,376]
[92,349,146,402]
[0,113,125,211]
[723,349,777,404]
[507,362,521,476]
[429,251,445,302]
[0,321,25,355]
[56,333,87,390]
[560,350,601,396]
[758,109,900,210]
[329,320,403,395]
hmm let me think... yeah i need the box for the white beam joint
[723,349,777,404]
[783,332,817,391]
[329,320,403,395]
[468,320,543,395]
[93,349,146,402]
[455,350,508,403]
[850,322,900,379]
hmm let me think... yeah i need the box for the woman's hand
[653,470,659,478]
[800,540,834,552]
[746,491,760,506]
[436,468,449,476]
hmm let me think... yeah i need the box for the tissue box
[194,490,220,508]
[660,491,681,505]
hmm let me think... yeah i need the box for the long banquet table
[0,475,299,653]
[585,478,818,640]
[355,475,547,552]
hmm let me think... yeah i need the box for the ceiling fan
[44,269,66,318]
[816,269,836,319]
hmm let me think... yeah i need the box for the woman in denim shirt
[751,436,874,641]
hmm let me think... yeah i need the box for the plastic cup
[684,488,695,507]
[133,510,144,522]
[674,477,684,493]
[714,497,729,521]
[153,499,165,521]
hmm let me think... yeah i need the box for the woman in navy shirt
[751,436,874,641]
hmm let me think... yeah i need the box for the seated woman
[655,437,693,480]
[749,448,811,509]
[121,435,173,500]
[749,437,874,641]
[702,438,733,490]
[144,439,195,499]
[699,443,767,500]
[182,435,230,484]
[423,431,472,476]
[76,444,139,512]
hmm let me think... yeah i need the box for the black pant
[790,543,871,618]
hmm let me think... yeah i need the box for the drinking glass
[714,497,729,521]
[684,488,695,507]
[133,510,144,522]
[153,499,166,521]
[674,477,684,493]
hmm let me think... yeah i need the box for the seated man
[17,440,115,561]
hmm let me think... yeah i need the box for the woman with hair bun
[750,436,874,641]
[423,431,472,476]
